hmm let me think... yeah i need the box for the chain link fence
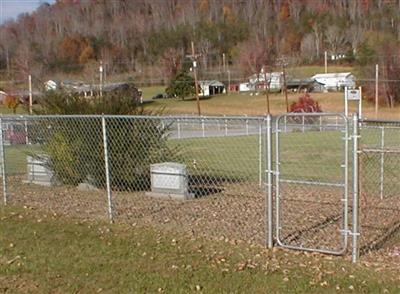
[359,120,400,255]
[0,114,399,262]
[1,115,269,245]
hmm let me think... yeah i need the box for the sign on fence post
[344,87,362,118]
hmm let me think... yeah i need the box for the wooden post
[99,60,103,97]
[375,64,379,119]
[324,51,328,74]
[263,66,270,114]
[222,53,226,73]
[191,41,201,116]
[282,61,289,112]
[227,69,231,95]
[28,75,33,115]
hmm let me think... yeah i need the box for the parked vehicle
[152,93,165,99]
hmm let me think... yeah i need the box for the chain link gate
[272,113,350,255]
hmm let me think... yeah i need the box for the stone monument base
[145,191,194,201]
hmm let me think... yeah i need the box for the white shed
[311,72,356,91]
[44,80,59,91]
[199,80,226,97]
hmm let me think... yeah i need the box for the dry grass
[147,91,400,120]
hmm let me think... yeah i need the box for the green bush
[35,85,177,190]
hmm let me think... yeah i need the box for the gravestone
[146,162,193,200]
[25,155,55,186]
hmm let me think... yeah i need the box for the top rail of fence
[360,118,400,125]
[0,114,267,120]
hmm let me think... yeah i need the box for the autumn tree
[4,95,20,114]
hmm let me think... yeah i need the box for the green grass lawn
[4,145,42,175]
[140,85,166,100]
[0,205,398,293]
[4,126,400,188]
[286,65,356,78]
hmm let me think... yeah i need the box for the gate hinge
[341,229,360,236]
[266,169,279,176]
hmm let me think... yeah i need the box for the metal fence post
[224,117,228,136]
[201,117,205,138]
[352,113,360,263]
[380,126,385,200]
[0,118,7,205]
[284,115,287,133]
[319,116,322,132]
[102,116,113,222]
[266,115,273,248]
[24,118,29,145]
[177,118,181,139]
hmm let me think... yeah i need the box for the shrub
[34,86,177,190]
[289,93,322,113]
[288,93,322,125]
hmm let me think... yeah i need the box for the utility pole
[324,51,328,74]
[280,57,289,112]
[263,66,270,114]
[99,60,103,97]
[28,74,32,115]
[227,69,231,95]
[375,63,379,119]
[222,53,226,73]
[191,41,201,116]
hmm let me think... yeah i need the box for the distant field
[2,64,399,120]
[144,91,400,120]
[286,65,356,78]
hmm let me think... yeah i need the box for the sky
[0,0,55,24]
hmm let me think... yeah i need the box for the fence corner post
[266,114,273,249]
[0,118,7,205]
[352,113,360,263]
[102,115,113,222]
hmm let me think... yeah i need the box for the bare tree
[325,26,347,56]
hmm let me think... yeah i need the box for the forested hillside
[2,0,400,104]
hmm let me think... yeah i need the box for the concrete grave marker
[25,155,56,186]
[146,162,193,200]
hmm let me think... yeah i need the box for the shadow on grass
[188,174,243,198]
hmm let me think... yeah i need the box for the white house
[311,72,356,91]
[248,72,284,91]
[239,82,254,92]
[199,80,226,97]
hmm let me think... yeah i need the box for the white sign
[344,86,362,118]
[347,89,361,101]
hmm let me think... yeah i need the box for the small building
[228,83,239,92]
[44,80,59,91]
[199,80,226,97]
[248,72,284,91]
[311,72,356,91]
[239,82,254,92]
